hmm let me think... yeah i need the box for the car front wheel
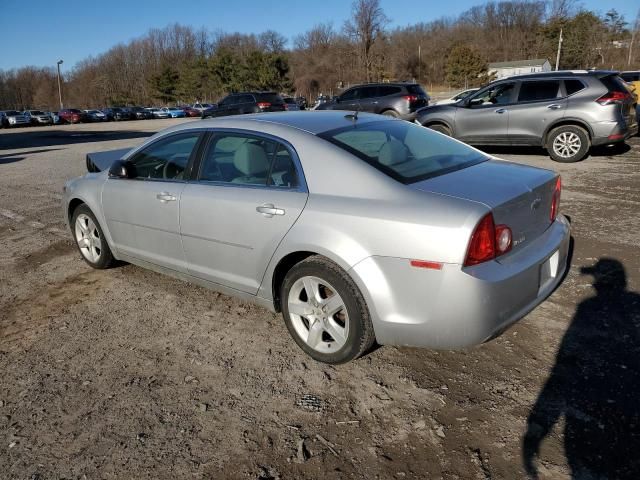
[547,125,590,163]
[281,256,375,364]
[72,204,115,269]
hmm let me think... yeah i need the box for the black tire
[71,204,116,269]
[427,123,452,136]
[546,125,590,163]
[280,255,375,364]
[381,109,399,118]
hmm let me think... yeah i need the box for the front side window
[319,120,487,184]
[199,133,298,188]
[340,88,359,102]
[517,81,561,102]
[470,82,516,107]
[126,133,200,180]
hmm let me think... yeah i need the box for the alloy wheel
[74,213,102,263]
[552,132,581,159]
[287,276,349,353]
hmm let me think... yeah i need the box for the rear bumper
[591,119,638,145]
[349,215,571,349]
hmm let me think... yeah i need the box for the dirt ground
[0,119,639,480]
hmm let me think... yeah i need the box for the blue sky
[0,0,632,71]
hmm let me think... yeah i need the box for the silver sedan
[62,111,570,363]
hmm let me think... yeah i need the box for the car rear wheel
[547,125,590,163]
[427,123,452,136]
[281,256,375,364]
[72,205,115,269]
[382,109,399,118]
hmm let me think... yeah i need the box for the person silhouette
[523,258,640,479]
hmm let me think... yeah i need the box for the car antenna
[344,106,360,122]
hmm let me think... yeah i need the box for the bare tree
[344,0,389,81]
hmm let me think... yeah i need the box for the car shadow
[479,143,631,158]
[522,258,640,479]
[0,148,65,165]
[0,129,153,150]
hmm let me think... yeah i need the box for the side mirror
[468,98,484,107]
[108,160,130,179]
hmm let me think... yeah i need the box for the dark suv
[416,71,638,163]
[203,92,286,118]
[316,83,429,120]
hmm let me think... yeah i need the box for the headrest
[233,143,269,175]
[378,139,408,166]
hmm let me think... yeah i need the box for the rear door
[102,131,203,272]
[179,131,308,294]
[507,79,566,145]
[454,82,516,145]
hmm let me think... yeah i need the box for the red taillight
[596,91,631,105]
[283,103,289,110]
[550,176,561,221]
[403,95,418,102]
[465,213,496,266]
[464,213,512,266]
[257,102,271,109]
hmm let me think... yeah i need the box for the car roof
[173,111,388,135]
[502,70,618,80]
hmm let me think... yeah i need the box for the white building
[488,59,552,79]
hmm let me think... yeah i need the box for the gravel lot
[1,119,639,479]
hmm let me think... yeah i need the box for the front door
[455,81,516,145]
[102,131,203,272]
[180,131,308,294]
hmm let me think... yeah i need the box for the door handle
[156,192,176,203]
[547,104,562,110]
[256,203,285,217]
[494,108,506,114]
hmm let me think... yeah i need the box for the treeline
[0,0,638,110]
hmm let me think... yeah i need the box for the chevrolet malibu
[62,111,570,364]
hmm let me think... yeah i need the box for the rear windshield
[283,97,296,104]
[255,93,284,104]
[319,120,487,184]
[69,109,82,113]
[406,84,427,96]
[601,75,629,93]
[30,110,45,115]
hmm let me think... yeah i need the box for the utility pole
[555,29,563,71]
[630,9,640,66]
[56,60,64,110]
[418,44,421,83]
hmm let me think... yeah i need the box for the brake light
[283,103,289,110]
[403,95,418,102]
[550,176,561,221]
[257,102,271,109]
[596,91,631,105]
[464,213,512,266]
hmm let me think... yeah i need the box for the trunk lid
[410,160,558,256]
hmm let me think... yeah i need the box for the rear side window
[565,79,585,95]
[378,86,402,96]
[199,133,298,188]
[601,75,629,93]
[405,84,426,96]
[255,93,283,104]
[319,120,487,184]
[517,81,561,102]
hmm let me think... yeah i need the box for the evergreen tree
[445,45,488,88]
